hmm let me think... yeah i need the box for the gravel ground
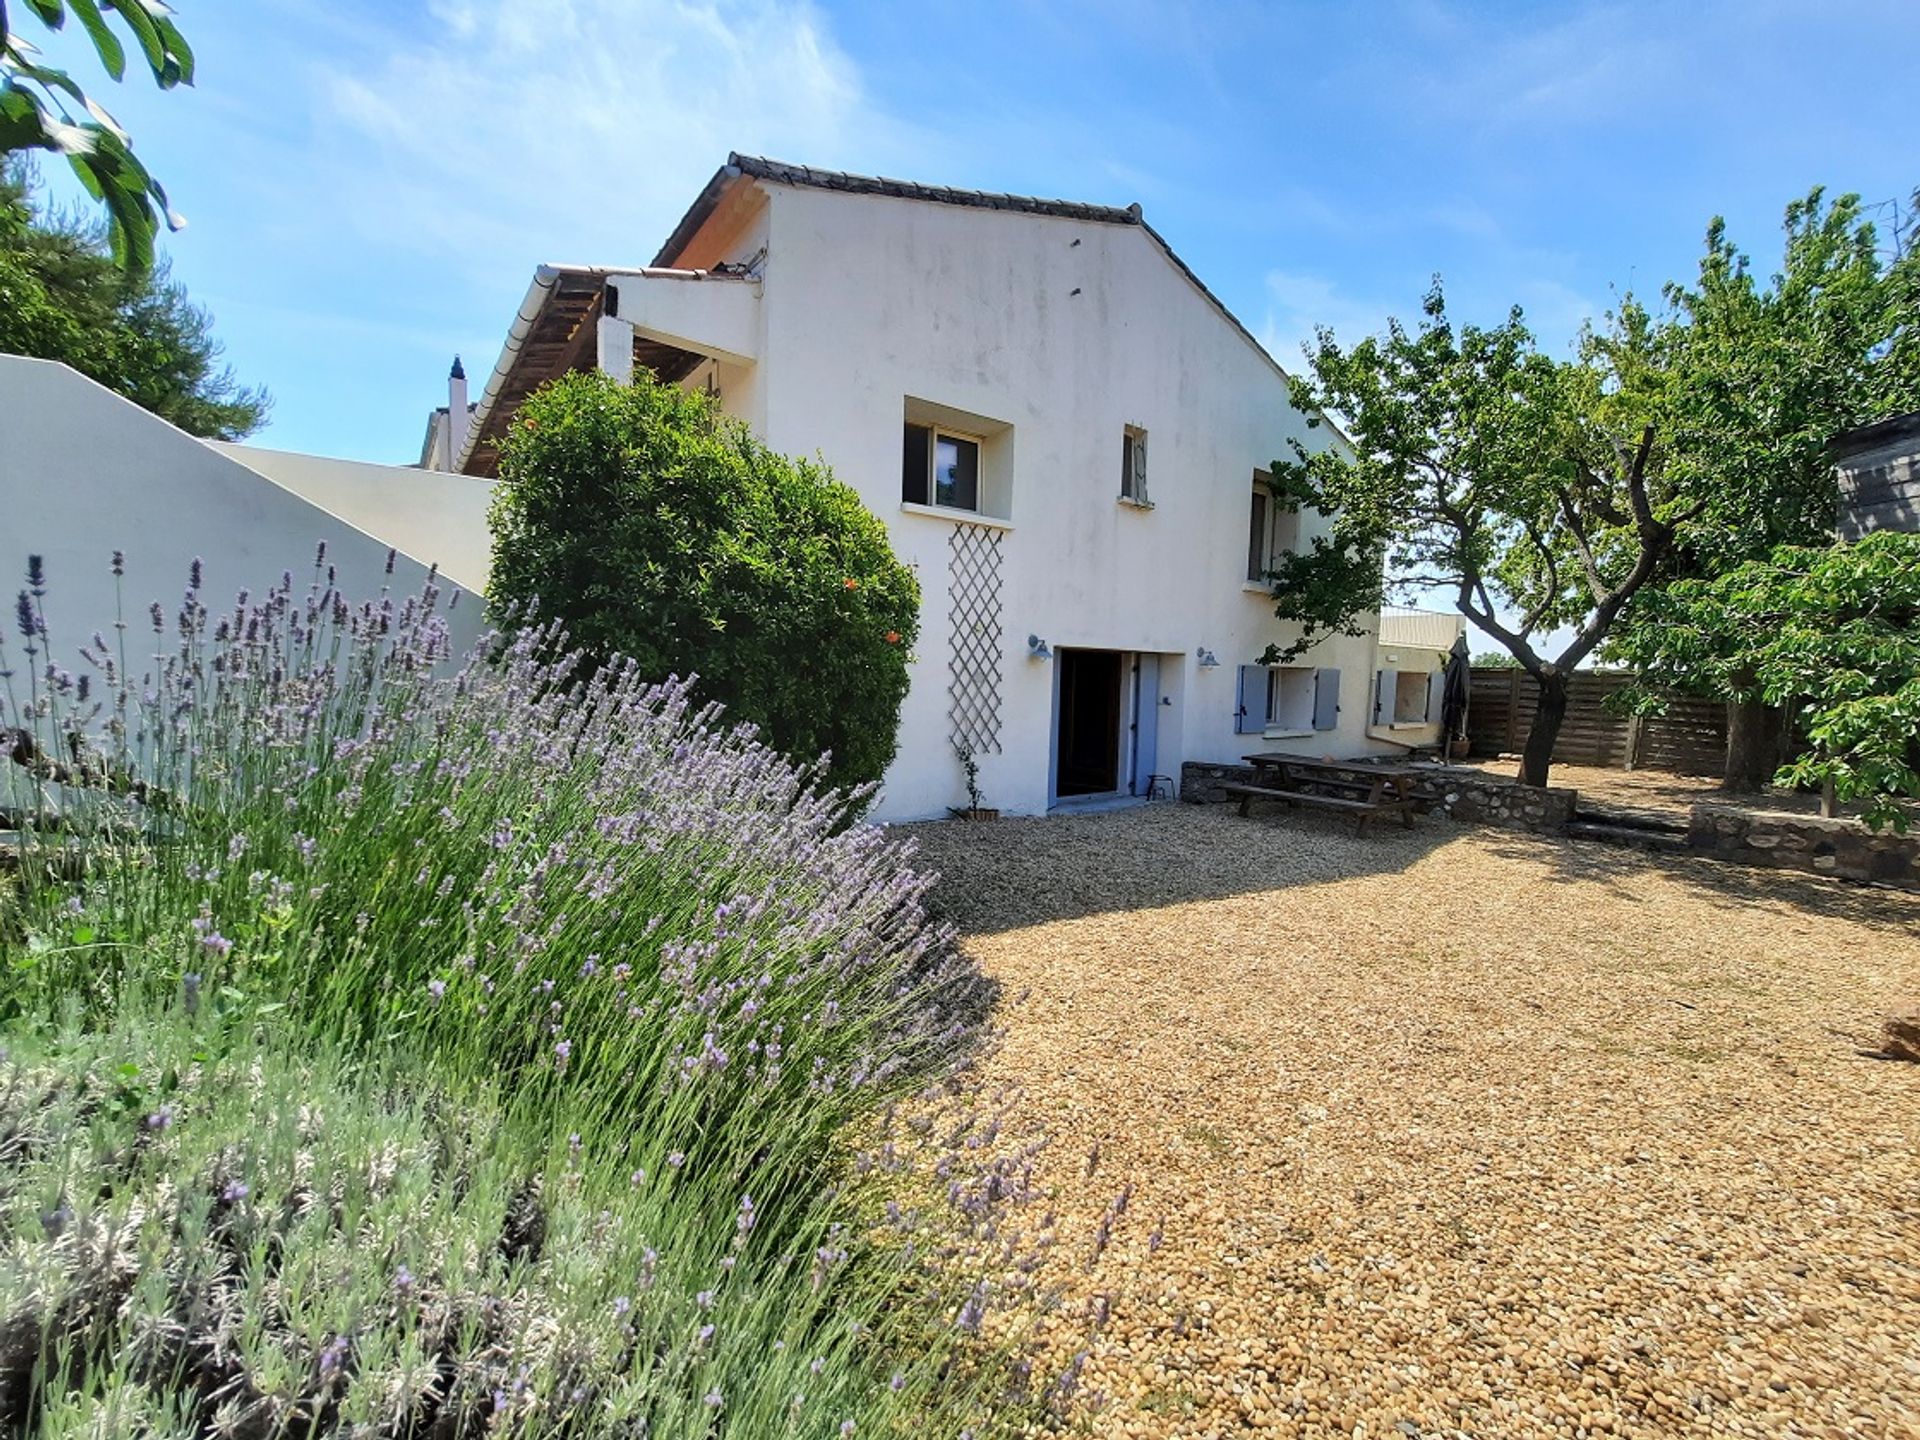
[900,804,1920,1439]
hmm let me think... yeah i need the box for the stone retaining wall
[1687,805,1920,891]
[1179,761,1576,835]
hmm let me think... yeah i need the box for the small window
[1121,426,1148,503]
[1393,670,1431,724]
[1267,667,1317,732]
[903,422,981,513]
[1248,471,1301,583]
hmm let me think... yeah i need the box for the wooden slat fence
[1466,669,1726,776]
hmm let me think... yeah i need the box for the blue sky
[28,0,1920,480]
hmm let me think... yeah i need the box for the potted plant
[948,742,999,821]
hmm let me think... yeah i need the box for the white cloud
[304,0,897,279]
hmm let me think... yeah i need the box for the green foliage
[1471,650,1519,669]
[0,553,1054,1434]
[1611,187,1920,614]
[1264,185,1920,784]
[0,1003,1030,1437]
[1610,531,1920,831]
[0,163,268,437]
[1271,283,1681,682]
[488,371,919,795]
[0,0,193,272]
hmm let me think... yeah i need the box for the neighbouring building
[1832,410,1920,541]
[424,154,1457,821]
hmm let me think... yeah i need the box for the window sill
[1117,495,1154,511]
[1387,721,1432,731]
[900,501,1014,531]
[1263,728,1314,740]
[1241,581,1274,594]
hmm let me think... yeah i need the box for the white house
[426,154,1460,821]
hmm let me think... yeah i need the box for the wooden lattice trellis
[946,523,1004,755]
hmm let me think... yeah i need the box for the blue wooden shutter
[1374,668,1395,724]
[1313,668,1340,731]
[1235,665,1266,733]
[1426,667,1445,723]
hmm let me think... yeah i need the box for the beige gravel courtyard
[903,803,1920,1440]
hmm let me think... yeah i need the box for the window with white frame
[903,422,982,513]
[1268,667,1318,732]
[1246,473,1303,582]
[1120,426,1149,504]
[1236,664,1341,735]
[1393,670,1431,724]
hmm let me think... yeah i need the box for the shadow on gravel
[895,802,1457,936]
[898,801,1920,941]
[1470,828,1920,937]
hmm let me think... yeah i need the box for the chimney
[446,355,469,469]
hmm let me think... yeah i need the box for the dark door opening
[1056,648,1123,797]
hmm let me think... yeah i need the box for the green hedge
[488,373,920,795]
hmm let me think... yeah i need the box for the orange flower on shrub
[885,630,901,644]
[843,577,859,590]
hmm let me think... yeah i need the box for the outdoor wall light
[1027,634,1054,661]
[1195,647,1220,669]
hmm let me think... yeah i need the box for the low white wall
[208,441,497,595]
[0,357,490,691]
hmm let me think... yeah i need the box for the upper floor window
[903,422,981,513]
[1246,472,1302,582]
[1120,426,1149,505]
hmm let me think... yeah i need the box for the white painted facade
[486,162,1440,820]
[0,356,494,682]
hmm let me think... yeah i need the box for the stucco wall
[748,186,1390,820]
[0,357,490,685]
[208,441,497,595]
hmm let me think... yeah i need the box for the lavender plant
[0,551,1064,1435]
[0,1004,1051,1436]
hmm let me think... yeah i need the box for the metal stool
[1145,774,1174,801]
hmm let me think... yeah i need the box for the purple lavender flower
[26,554,44,596]
[188,556,203,591]
[14,591,33,642]
[553,1039,571,1068]
[426,978,446,1003]
[222,1179,249,1203]
[145,1105,175,1131]
[111,549,124,577]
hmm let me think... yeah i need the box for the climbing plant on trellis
[946,522,1004,754]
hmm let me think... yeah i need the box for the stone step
[1565,818,1693,853]
[1570,801,1689,833]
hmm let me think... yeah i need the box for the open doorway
[1055,648,1123,796]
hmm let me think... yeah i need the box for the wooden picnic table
[1224,753,1423,835]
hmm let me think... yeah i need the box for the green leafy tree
[0,0,194,272]
[1264,187,1920,790]
[488,371,921,795]
[0,162,267,437]
[1619,188,1920,788]
[1265,284,1694,787]
[1613,531,1920,830]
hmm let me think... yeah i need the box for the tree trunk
[1723,669,1774,793]
[1518,668,1570,788]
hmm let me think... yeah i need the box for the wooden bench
[1222,775,1419,837]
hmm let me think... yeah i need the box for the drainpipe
[454,264,562,474]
